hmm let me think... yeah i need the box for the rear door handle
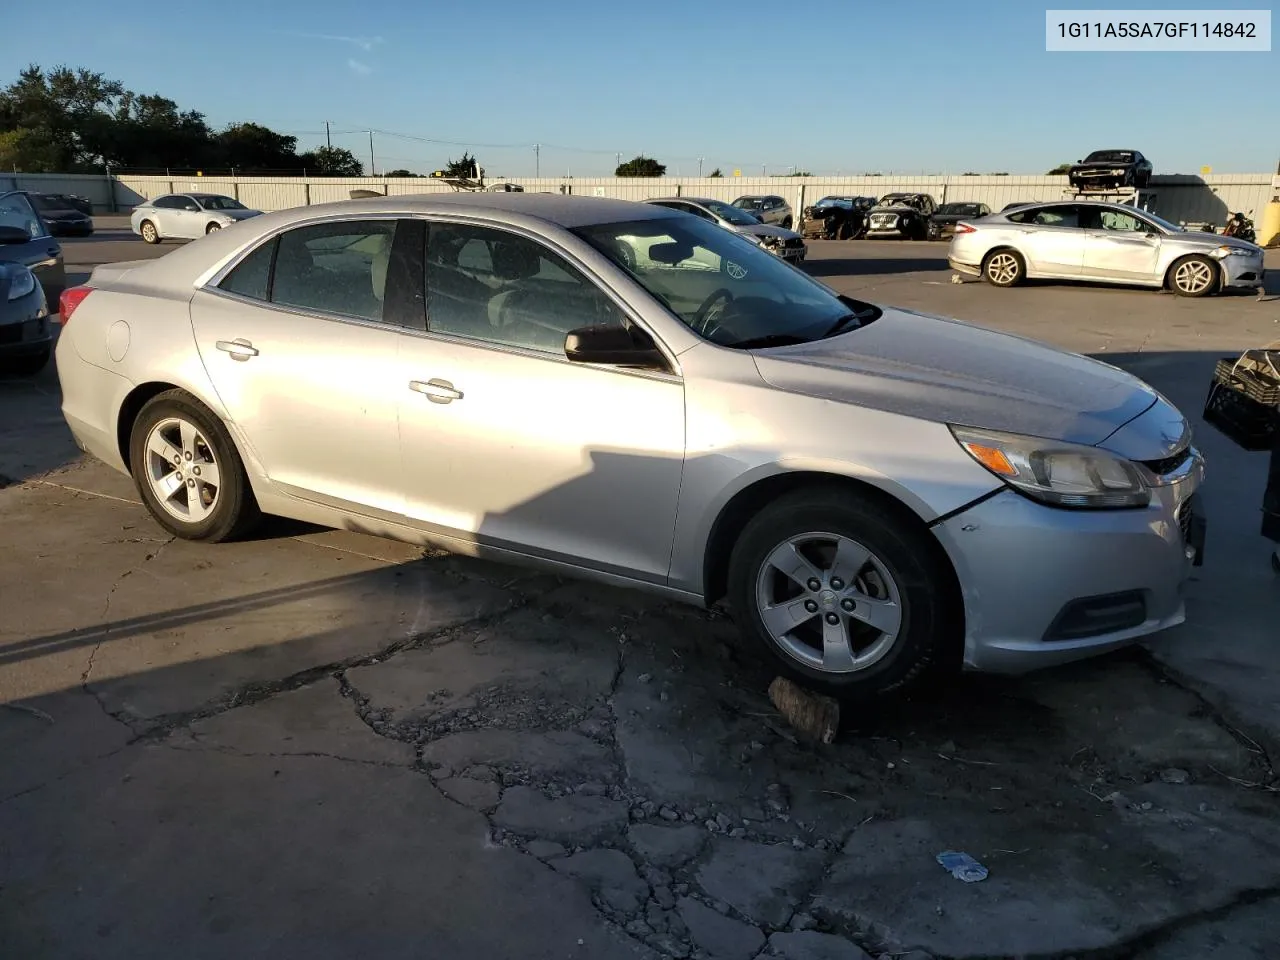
[409,378,463,404]
[216,338,259,360]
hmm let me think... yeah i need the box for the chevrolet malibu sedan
[130,193,263,243]
[949,200,1265,297]
[55,194,1204,698]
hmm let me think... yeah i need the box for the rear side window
[218,237,277,300]
[271,220,399,322]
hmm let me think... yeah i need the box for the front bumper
[932,467,1204,675]
[0,314,54,357]
[1220,256,1266,289]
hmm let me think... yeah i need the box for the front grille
[1140,447,1191,478]
[0,319,41,345]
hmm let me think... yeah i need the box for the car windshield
[701,199,762,226]
[815,197,853,209]
[938,203,981,215]
[572,216,879,349]
[195,195,245,210]
[1085,151,1134,163]
[880,195,921,208]
[1139,210,1184,233]
[30,195,66,212]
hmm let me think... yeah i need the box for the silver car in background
[645,197,806,264]
[56,193,1202,700]
[130,193,263,243]
[949,200,1266,297]
[732,194,794,229]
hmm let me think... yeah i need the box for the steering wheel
[692,288,734,337]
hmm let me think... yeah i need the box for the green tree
[216,122,299,171]
[443,152,482,179]
[1046,162,1072,175]
[298,145,363,176]
[707,167,723,178]
[615,155,665,177]
[384,168,421,177]
[0,127,62,171]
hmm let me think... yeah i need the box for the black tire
[836,221,852,241]
[982,248,1025,287]
[128,389,261,542]
[139,219,160,244]
[726,487,957,699]
[1,348,50,377]
[1167,255,1218,298]
[205,222,221,234]
[781,217,793,230]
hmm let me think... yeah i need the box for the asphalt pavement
[2,223,1279,960]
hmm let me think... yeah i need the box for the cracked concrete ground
[2,235,1278,959]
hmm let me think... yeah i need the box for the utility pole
[325,121,332,149]
[534,143,540,178]
[616,152,621,171]
[698,157,704,177]
[367,131,375,176]
[761,163,767,176]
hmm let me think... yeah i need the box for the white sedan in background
[130,193,263,243]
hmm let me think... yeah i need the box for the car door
[398,219,685,583]
[171,196,205,238]
[1010,204,1086,277]
[0,191,64,305]
[189,216,409,515]
[1079,207,1162,281]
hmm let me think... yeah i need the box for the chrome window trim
[197,285,409,335]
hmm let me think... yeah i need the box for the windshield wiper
[726,334,810,349]
[820,312,865,338]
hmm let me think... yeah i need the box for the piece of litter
[1159,768,1190,785]
[936,851,988,883]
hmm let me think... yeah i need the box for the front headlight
[1213,244,1254,258]
[1112,168,1126,175]
[5,266,36,301]
[950,426,1150,509]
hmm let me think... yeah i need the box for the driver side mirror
[564,324,666,368]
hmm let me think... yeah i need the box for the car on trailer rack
[1068,150,1153,192]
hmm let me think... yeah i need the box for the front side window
[0,193,44,238]
[701,199,759,226]
[425,223,625,354]
[1088,209,1151,233]
[270,220,398,321]
[575,215,877,349]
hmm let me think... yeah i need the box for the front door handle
[216,338,259,361]
[409,378,464,404]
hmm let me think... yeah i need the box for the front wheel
[1169,255,1217,297]
[129,390,261,541]
[726,488,955,698]
[781,216,793,230]
[982,249,1025,287]
[205,222,222,234]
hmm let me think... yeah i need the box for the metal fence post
[304,181,311,206]
[797,182,805,231]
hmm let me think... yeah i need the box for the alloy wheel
[754,532,903,675]
[986,253,1020,285]
[143,416,222,523]
[1174,259,1213,295]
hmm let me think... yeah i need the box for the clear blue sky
[3,0,1276,176]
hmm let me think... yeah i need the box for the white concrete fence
[3,170,1278,233]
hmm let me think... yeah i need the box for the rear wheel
[727,488,955,698]
[982,248,1025,287]
[139,220,160,244]
[1169,255,1216,297]
[128,390,261,542]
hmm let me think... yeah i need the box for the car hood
[736,223,800,240]
[1173,230,1261,254]
[750,306,1163,447]
[1071,160,1134,170]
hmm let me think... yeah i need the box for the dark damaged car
[801,196,876,240]
[865,193,937,240]
[928,201,992,240]
[1068,150,1153,192]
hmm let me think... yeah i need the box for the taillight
[58,286,92,324]
[952,223,976,235]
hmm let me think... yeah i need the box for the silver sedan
[130,193,263,243]
[948,200,1265,296]
[55,194,1203,698]
[644,197,806,264]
